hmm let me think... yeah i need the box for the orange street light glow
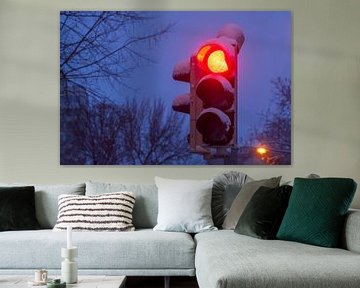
[207,50,228,73]
[256,147,268,155]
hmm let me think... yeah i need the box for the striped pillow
[53,192,135,232]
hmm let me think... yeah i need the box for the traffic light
[191,25,244,153]
[172,24,244,155]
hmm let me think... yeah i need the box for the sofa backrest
[86,181,158,229]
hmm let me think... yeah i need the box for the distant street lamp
[256,146,268,155]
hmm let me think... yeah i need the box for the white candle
[67,225,72,249]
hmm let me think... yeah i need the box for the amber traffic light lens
[196,75,234,110]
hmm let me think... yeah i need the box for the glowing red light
[196,44,234,76]
[197,45,211,62]
[207,50,229,73]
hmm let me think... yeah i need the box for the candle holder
[61,247,78,284]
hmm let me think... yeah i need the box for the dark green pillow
[0,186,41,231]
[235,185,292,239]
[277,178,357,247]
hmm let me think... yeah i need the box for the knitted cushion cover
[53,192,135,231]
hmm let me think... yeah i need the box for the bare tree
[61,94,123,165]
[61,95,193,165]
[118,99,193,165]
[249,77,291,164]
[60,11,171,100]
[59,12,189,165]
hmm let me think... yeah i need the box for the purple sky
[114,11,291,142]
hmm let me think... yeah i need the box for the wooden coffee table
[0,275,126,288]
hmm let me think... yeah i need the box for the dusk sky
[119,11,291,142]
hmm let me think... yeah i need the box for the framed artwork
[60,11,291,165]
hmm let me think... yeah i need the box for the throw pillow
[0,182,85,228]
[222,176,281,230]
[0,186,41,231]
[53,192,136,231]
[212,171,252,228]
[234,185,293,239]
[277,178,357,248]
[153,177,217,233]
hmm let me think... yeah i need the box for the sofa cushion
[277,178,357,247]
[154,177,216,233]
[222,176,281,229]
[212,171,251,228]
[53,192,136,232]
[0,186,40,231]
[195,230,360,288]
[234,185,292,239]
[0,183,85,228]
[0,229,195,271]
[86,182,158,229]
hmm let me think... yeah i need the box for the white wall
[0,0,359,208]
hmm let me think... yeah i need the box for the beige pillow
[222,177,281,230]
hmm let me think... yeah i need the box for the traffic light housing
[172,24,244,156]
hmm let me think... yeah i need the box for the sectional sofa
[0,180,359,288]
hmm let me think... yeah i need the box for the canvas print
[60,11,291,165]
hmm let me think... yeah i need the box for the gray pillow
[283,173,320,186]
[86,181,158,229]
[153,177,217,233]
[212,171,252,228]
[0,183,85,228]
[222,176,281,230]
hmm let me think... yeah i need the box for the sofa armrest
[342,209,360,253]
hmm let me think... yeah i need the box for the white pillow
[153,177,217,233]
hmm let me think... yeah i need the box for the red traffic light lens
[207,50,228,73]
[197,45,212,63]
[196,44,234,76]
